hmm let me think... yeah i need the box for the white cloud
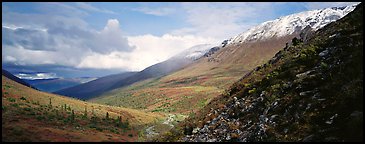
[2,2,281,72]
[3,18,134,54]
[77,34,217,71]
[133,7,175,16]
[127,34,217,71]
[3,13,216,71]
[15,72,59,80]
[8,2,353,72]
[170,2,279,41]
[4,56,17,62]
[75,2,117,14]
[2,44,81,66]
[77,51,132,70]
[303,2,360,10]
[38,2,89,17]
[91,19,135,54]
[131,3,280,41]
[2,24,24,30]
[3,18,135,69]
[2,7,90,33]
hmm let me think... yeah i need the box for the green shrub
[7,97,16,102]
[243,83,252,87]
[48,114,55,121]
[49,98,52,108]
[266,71,279,79]
[28,111,36,116]
[106,112,109,120]
[89,124,97,129]
[248,88,257,94]
[12,127,23,136]
[64,104,67,111]
[11,103,19,107]
[291,37,302,46]
[96,127,103,132]
[320,62,328,68]
[63,118,70,123]
[110,128,120,134]
[222,90,230,96]
[271,84,281,92]
[71,110,75,121]
[36,115,45,121]
[267,94,278,104]
[128,134,133,137]
[151,109,162,112]
[299,53,307,61]
[83,106,88,119]
[23,107,32,112]
[121,119,130,129]
[20,97,27,101]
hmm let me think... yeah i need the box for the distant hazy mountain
[55,44,215,100]
[2,69,36,89]
[54,72,137,100]
[24,77,97,93]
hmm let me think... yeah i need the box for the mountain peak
[226,4,357,45]
[171,44,215,61]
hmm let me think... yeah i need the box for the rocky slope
[158,3,362,142]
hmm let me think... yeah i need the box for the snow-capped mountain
[227,4,357,45]
[172,4,357,62]
[172,44,215,60]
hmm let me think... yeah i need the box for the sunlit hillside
[2,75,164,142]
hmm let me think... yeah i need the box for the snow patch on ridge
[226,4,357,45]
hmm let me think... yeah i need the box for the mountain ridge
[55,44,215,100]
[226,4,357,45]
[91,4,358,117]
[156,3,362,142]
[2,69,36,90]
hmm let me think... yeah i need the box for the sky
[2,2,359,78]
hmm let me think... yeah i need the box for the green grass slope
[2,75,164,142]
[91,30,298,116]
